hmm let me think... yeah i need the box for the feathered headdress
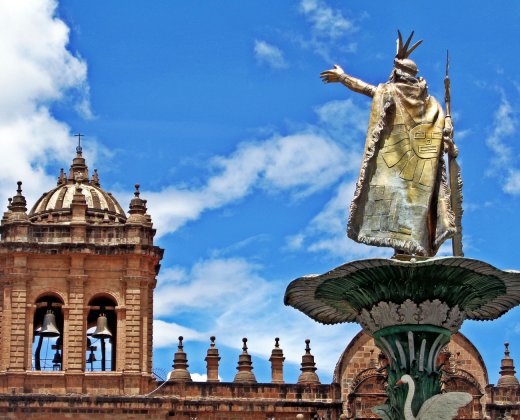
[396,30,423,59]
[394,30,423,76]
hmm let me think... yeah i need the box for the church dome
[28,145,127,223]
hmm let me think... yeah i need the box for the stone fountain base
[285,257,520,419]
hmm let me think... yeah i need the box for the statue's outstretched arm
[320,65,376,98]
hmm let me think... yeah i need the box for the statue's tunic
[347,81,456,256]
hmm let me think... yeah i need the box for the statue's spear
[444,50,464,257]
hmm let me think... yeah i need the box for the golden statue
[320,31,462,257]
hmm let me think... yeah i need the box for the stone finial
[497,342,519,387]
[205,336,221,382]
[10,181,27,213]
[57,168,67,185]
[145,204,152,225]
[297,339,320,385]
[269,337,285,384]
[233,337,257,383]
[130,184,146,211]
[68,142,89,182]
[92,169,100,187]
[169,336,192,382]
[2,198,13,224]
[127,184,148,224]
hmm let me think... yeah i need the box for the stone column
[140,278,149,373]
[24,306,35,371]
[115,306,126,372]
[205,336,220,382]
[123,256,145,394]
[269,337,285,384]
[145,280,155,375]
[123,275,142,373]
[8,256,29,372]
[1,281,12,373]
[65,256,87,373]
[65,255,87,394]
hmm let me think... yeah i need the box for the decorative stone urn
[285,257,520,419]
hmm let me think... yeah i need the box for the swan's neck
[403,379,416,420]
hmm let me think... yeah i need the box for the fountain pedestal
[285,257,520,419]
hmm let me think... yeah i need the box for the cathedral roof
[28,145,127,223]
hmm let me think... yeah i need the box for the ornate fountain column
[285,257,520,419]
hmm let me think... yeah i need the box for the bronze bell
[92,313,112,339]
[52,349,62,364]
[86,351,96,364]
[40,310,60,337]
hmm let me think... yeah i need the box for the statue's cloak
[347,81,456,256]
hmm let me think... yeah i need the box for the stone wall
[486,385,520,420]
[0,382,342,420]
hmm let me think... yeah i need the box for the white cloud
[191,372,207,381]
[154,258,271,317]
[299,0,356,39]
[191,372,221,382]
[486,93,516,172]
[456,128,471,140]
[309,181,353,235]
[165,371,219,382]
[142,98,370,239]
[154,257,359,373]
[295,181,391,259]
[0,0,90,208]
[210,234,270,258]
[315,98,369,140]
[297,0,358,61]
[504,170,520,194]
[153,320,205,348]
[484,91,520,195]
[285,233,305,251]
[254,40,288,69]
[145,133,349,237]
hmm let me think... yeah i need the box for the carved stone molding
[357,299,465,335]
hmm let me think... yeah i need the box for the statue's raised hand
[320,64,345,83]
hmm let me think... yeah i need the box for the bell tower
[0,145,163,395]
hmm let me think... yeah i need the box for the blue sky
[2,0,520,384]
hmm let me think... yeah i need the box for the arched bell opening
[32,295,64,371]
[86,296,117,372]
